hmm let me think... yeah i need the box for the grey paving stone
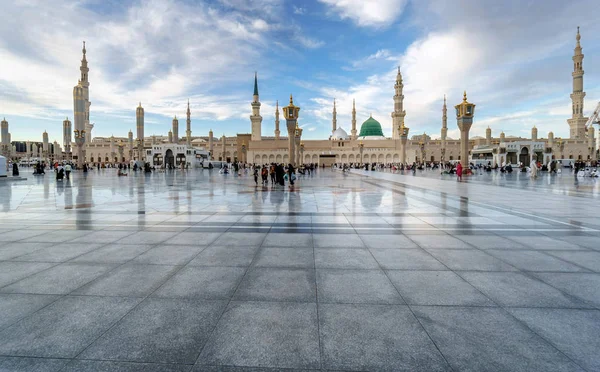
[67,230,136,244]
[10,243,104,262]
[369,248,447,270]
[0,356,68,372]
[198,301,320,369]
[262,233,313,247]
[0,230,45,242]
[413,306,584,372]
[319,303,450,371]
[20,229,90,243]
[0,242,53,260]
[407,234,472,249]
[387,271,494,306]
[460,272,591,308]
[358,233,418,249]
[73,264,179,297]
[314,248,379,269]
[455,234,525,249]
[486,250,588,272]
[234,268,316,302]
[313,233,365,248]
[0,294,58,330]
[69,243,154,263]
[0,262,115,295]
[62,360,192,372]
[507,235,585,250]
[317,269,403,304]
[0,261,55,288]
[213,232,266,247]
[80,298,225,364]
[509,308,600,371]
[116,231,180,245]
[192,366,314,372]
[0,296,139,358]
[546,251,600,272]
[534,273,600,306]
[153,266,245,299]
[188,246,258,267]
[253,247,314,268]
[132,245,204,265]
[426,249,517,271]
[168,232,222,246]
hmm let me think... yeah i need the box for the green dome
[358,116,384,137]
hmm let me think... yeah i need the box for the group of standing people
[253,163,296,188]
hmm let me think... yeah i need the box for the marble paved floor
[0,168,599,371]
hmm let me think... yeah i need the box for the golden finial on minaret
[289,94,294,105]
[463,91,467,102]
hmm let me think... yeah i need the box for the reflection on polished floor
[0,168,599,371]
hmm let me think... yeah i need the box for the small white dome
[332,127,349,140]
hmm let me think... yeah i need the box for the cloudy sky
[1,0,599,143]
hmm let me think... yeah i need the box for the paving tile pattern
[0,168,599,371]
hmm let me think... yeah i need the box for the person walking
[253,166,259,185]
[64,163,72,180]
[287,163,295,188]
[456,162,463,181]
[530,159,538,178]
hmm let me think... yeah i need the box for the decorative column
[128,130,133,161]
[399,124,410,165]
[136,103,144,162]
[295,124,303,165]
[300,142,305,165]
[221,135,226,161]
[359,142,364,165]
[186,100,192,147]
[283,94,300,166]
[208,129,214,159]
[455,91,476,173]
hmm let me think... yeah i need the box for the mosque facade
[2,29,598,167]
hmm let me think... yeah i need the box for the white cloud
[293,6,306,15]
[319,0,408,27]
[294,34,325,49]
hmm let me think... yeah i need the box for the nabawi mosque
[1,28,597,168]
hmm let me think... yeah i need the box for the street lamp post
[455,91,476,174]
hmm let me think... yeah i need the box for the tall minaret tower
[275,100,280,139]
[172,115,179,143]
[351,99,357,140]
[80,41,93,143]
[0,118,8,158]
[250,72,262,141]
[136,102,144,161]
[209,129,214,159]
[391,67,406,140]
[568,27,588,139]
[441,95,448,141]
[186,99,192,147]
[332,99,337,134]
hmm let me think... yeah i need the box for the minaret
[42,130,49,160]
[80,41,93,143]
[172,115,179,143]
[531,126,538,141]
[208,129,214,159]
[568,27,588,139]
[250,72,262,141]
[351,99,357,140]
[441,95,448,141]
[186,100,192,147]
[332,99,337,134]
[274,100,281,140]
[486,126,492,146]
[136,102,144,161]
[0,118,8,158]
[168,130,173,143]
[283,94,300,165]
[63,117,72,160]
[391,67,406,140]
[73,81,86,166]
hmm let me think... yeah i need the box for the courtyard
[0,167,599,371]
